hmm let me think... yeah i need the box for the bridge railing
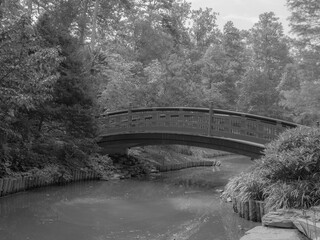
[99,107,298,144]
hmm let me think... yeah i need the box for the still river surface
[0,156,259,240]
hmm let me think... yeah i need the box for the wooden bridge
[97,106,298,158]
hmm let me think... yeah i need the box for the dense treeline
[0,0,319,176]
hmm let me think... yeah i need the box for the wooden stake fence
[0,171,100,198]
[233,197,266,222]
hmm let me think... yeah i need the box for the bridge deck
[98,107,298,158]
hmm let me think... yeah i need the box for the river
[0,156,259,240]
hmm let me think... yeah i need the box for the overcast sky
[188,0,291,34]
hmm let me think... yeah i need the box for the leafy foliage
[287,0,320,48]
[0,1,99,177]
[237,12,291,117]
[87,154,114,178]
[224,127,320,210]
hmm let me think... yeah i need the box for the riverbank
[0,170,100,197]
[0,145,225,197]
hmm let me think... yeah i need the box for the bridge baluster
[256,122,262,139]
[179,108,184,129]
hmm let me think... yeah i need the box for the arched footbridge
[97,107,298,158]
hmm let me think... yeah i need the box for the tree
[189,7,219,50]
[0,16,61,136]
[280,80,320,124]
[0,10,65,173]
[287,0,320,48]
[129,0,191,64]
[278,0,320,124]
[198,21,246,109]
[90,0,99,49]
[237,12,291,117]
[79,0,89,45]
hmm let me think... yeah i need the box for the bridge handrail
[102,107,298,128]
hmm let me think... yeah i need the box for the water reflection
[0,156,259,240]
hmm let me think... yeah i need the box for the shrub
[224,126,320,210]
[87,154,114,178]
[262,127,320,182]
[28,164,72,183]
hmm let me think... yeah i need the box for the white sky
[188,0,291,34]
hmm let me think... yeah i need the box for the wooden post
[233,197,238,213]
[208,102,213,136]
[256,201,261,222]
[238,201,243,217]
[249,200,257,222]
[243,201,249,220]
[21,177,25,190]
[25,177,29,189]
[7,179,12,194]
[18,177,22,191]
[2,178,8,195]
[0,178,3,196]
[12,179,16,193]
[259,201,265,218]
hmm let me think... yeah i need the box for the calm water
[0,156,258,240]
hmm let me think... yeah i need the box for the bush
[224,126,320,210]
[262,127,320,182]
[28,164,72,183]
[87,154,114,178]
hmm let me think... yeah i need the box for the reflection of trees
[0,181,104,216]
[0,181,106,238]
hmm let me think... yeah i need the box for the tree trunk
[79,0,89,45]
[91,0,99,49]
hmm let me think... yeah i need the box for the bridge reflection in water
[97,107,298,158]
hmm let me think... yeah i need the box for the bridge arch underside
[98,133,265,159]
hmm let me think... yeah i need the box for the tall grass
[224,126,320,210]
